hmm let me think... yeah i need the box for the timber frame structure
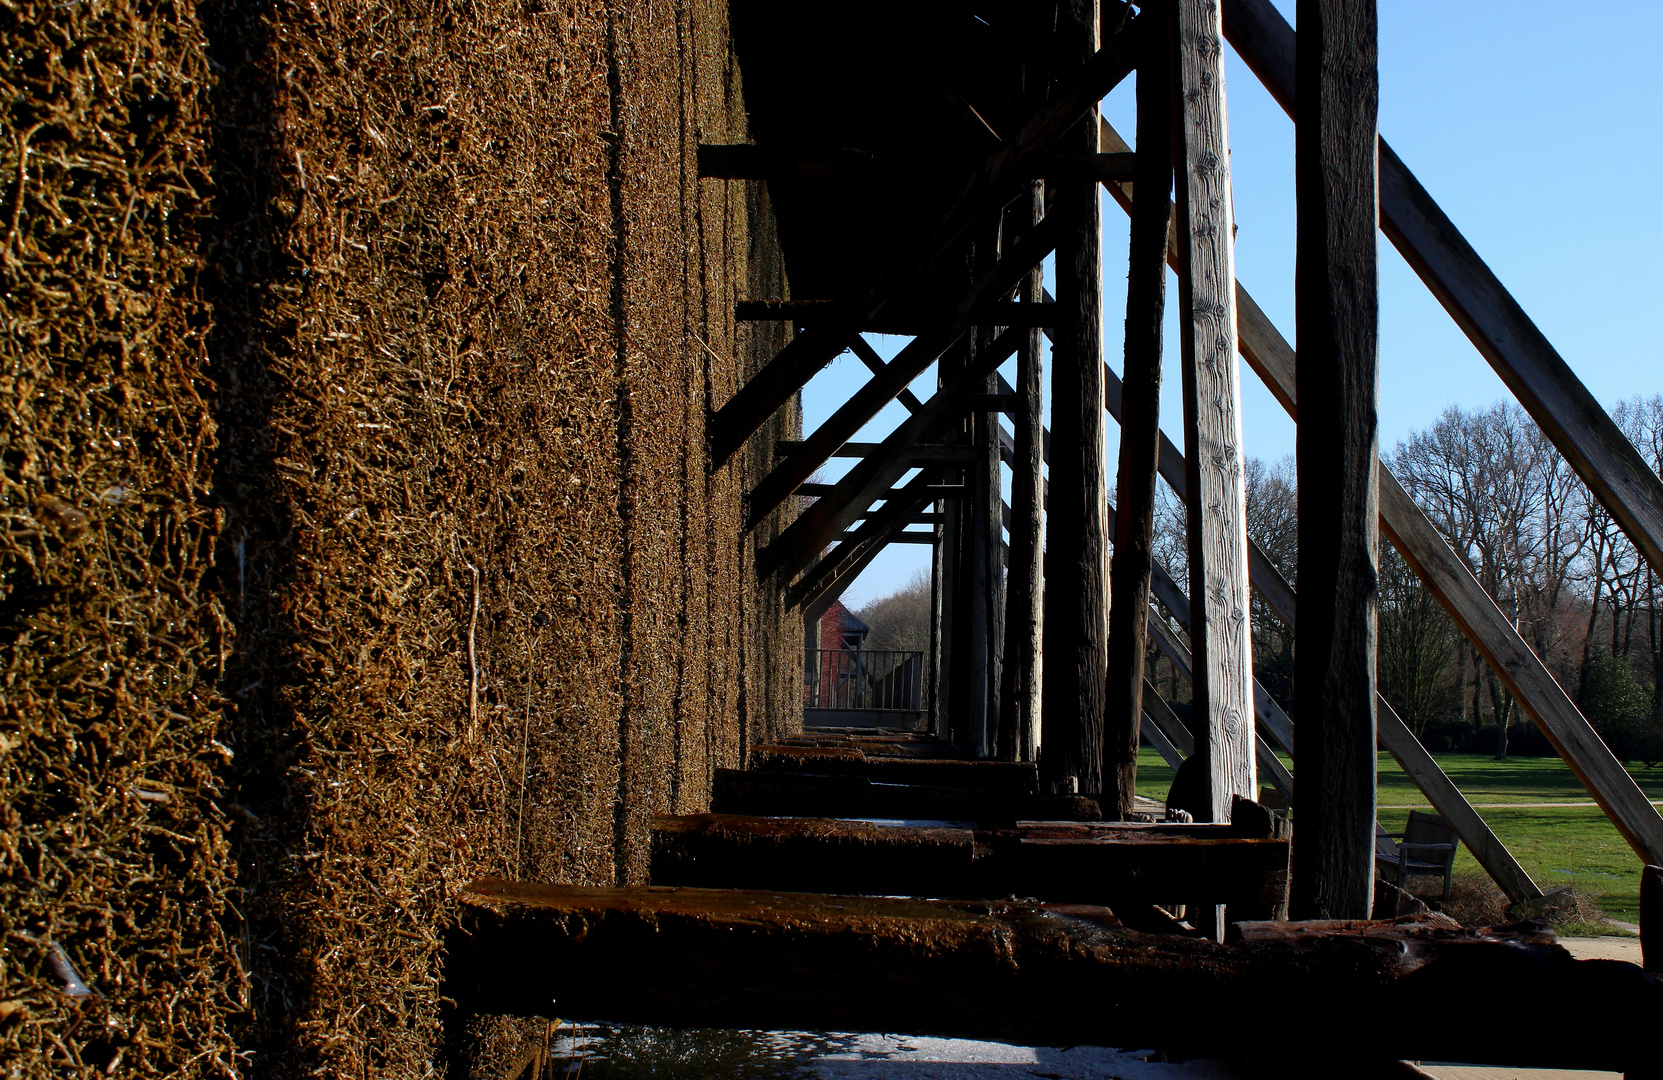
[454,0,1663,1071]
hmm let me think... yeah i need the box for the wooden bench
[1376,811,1458,900]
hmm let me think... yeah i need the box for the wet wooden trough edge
[446,881,1661,1072]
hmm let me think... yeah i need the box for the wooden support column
[998,182,1047,763]
[1290,0,1379,921]
[1041,0,1109,794]
[1104,16,1175,819]
[1173,0,1255,821]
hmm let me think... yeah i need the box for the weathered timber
[743,224,1047,532]
[452,882,1662,1070]
[1093,117,1547,904]
[697,144,1135,184]
[777,441,972,463]
[1221,0,1663,579]
[650,813,1289,909]
[749,745,1041,794]
[969,310,1007,756]
[792,481,959,499]
[848,336,925,412]
[1144,677,1196,758]
[1644,864,1661,973]
[1174,0,1256,821]
[757,325,1021,577]
[708,14,1139,467]
[1104,13,1175,820]
[1291,0,1380,922]
[793,469,943,618]
[737,299,1058,333]
[838,532,933,544]
[1143,611,1293,802]
[698,144,931,180]
[997,179,1047,764]
[710,768,1102,823]
[1142,712,1185,770]
[1041,0,1109,796]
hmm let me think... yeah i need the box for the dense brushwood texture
[0,0,797,1074]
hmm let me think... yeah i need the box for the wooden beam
[737,299,1058,333]
[1041,0,1110,797]
[997,181,1047,765]
[848,336,924,412]
[758,325,1020,579]
[1291,0,1380,922]
[749,747,1039,791]
[710,769,1102,823]
[1173,0,1256,822]
[451,882,1656,1070]
[777,441,975,464]
[651,814,1290,909]
[698,144,1136,183]
[1142,711,1185,770]
[1644,864,1661,973]
[1104,14,1175,820]
[744,227,1051,531]
[1219,0,1663,580]
[1144,677,1197,758]
[792,469,944,617]
[707,13,1140,468]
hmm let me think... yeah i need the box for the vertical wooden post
[1643,864,1661,973]
[929,507,948,736]
[1173,0,1255,822]
[999,182,1047,764]
[1291,0,1379,921]
[1041,0,1108,794]
[1103,15,1174,820]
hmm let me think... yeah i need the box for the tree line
[1153,395,1663,763]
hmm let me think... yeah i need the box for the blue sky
[802,0,1663,608]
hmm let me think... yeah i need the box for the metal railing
[804,649,926,713]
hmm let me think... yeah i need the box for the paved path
[1383,799,1663,809]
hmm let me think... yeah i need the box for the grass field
[1132,747,1663,922]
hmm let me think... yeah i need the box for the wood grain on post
[1172,0,1256,821]
[998,181,1047,763]
[1291,0,1379,921]
[1104,14,1174,819]
[1041,0,1109,794]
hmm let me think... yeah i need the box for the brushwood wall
[0,0,797,1073]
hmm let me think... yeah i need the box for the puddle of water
[550,1023,868,1080]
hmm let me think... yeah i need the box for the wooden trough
[448,881,1662,1073]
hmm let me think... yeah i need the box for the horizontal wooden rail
[738,299,1058,332]
[698,144,1136,183]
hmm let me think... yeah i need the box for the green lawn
[1132,747,1663,922]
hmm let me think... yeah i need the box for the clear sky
[800,0,1663,609]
